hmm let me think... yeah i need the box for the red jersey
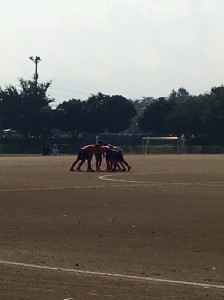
[100,145,111,153]
[100,145,118,157]
[81,144,97,155]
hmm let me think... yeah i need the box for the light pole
[29,56,41,88]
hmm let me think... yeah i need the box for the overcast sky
[1,0,224,105]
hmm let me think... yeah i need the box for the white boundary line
[0,186,108,192]
[0,183,152,193]
[99,173,224,187]
[0,260,224,290]
[1,172,224,193]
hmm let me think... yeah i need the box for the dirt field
[0,154,224,299]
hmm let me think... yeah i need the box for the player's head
[97,140,103,145]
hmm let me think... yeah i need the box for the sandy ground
[0,154,224,299]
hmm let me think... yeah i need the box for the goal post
[142,136,184,154]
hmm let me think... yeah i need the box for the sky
[1,0,224,105]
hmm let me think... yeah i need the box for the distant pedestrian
[42,144,51,155]
[52,144,59,155]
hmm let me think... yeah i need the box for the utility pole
[29,56,41,88]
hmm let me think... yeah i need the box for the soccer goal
[142,136,184,154]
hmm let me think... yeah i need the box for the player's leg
[120,153,131,171]
[75,150,86,171]
[69,159,79,171]
[87,154,95,171]
[95,153,102,171]
[116,162,122,171]
[123,159,131,171]
[119,161,126,171]
[112,159,119,171]
[76,160,85,171]
[112,153,121,171]
[116,153,126,171]
[69,151,82,171]
[105,150,112,171]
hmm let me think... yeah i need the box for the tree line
[0,79,136,139]
[137,87,224,144]
[0,79,224,144]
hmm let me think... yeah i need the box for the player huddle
[69,141,131,172]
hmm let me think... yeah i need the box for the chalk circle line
[98,172,224,187]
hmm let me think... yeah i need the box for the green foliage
[53,99,88,139]
[2,77,224,145]
[203,86,224,142]
[53,93,136,139]
[99,94,136,132]
[84,93,136,132]
[0,79,54,138]
[167,95,205,136]
[138,97,174,134]
[133,97,154,114]
[137,86,224,144]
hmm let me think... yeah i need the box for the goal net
[142,136,185,154]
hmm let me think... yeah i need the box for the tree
[85,93,136,133]
[85,93,109,132]
[202,86,224,142]
[53,99,87,139]
[100,95,136,132]
[0,79,54,138]
[167,96,204,137]
[52,93,136,140]
[133,97,155,114]
[137,87,205,137]
[138,97,174,134]
[168,88,190,102]
[0,85,22,130]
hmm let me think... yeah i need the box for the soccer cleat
[69,169,75,171]
[87,169,95,172]
[122,169,127,172]
[127,166,131,172]
[76,168,83,172]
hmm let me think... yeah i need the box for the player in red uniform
[109,145,131,171]
[95,144,103,171]
[69,142,103,172]
[100,145,120,171]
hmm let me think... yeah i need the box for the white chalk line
[1,176,224,193]
[0,183,153,193]
[0,173,164,192]
[99,173,224,187]
[0,260,224,290]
